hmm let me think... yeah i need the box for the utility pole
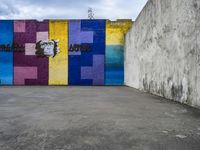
[88,7,94,19]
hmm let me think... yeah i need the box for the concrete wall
[125,0,200,108]
[106,20,133,85]
[0,19,132,86]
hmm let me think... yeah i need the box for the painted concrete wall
[14,20,49,85]
[49,21,68,85]
[68,20,105,85]
[0,21,13,85]
[106,20,133,85]
[125,0,200,108]
[0,19,132,86]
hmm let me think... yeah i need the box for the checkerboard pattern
[14,20,49,85]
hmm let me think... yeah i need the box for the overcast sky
[0,0,147,20]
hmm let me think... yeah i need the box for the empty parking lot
[0,86,200,150]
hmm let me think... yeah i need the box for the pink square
[14,67,38,85]
[36,32,48,42]
[25,43,36,55]
[14,21,26,32]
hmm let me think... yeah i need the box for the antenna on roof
[88,7,94,19]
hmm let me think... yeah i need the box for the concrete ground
[0,86,200,150]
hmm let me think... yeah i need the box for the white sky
[0,0,148,20]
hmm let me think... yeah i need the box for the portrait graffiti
[35,40,60,58]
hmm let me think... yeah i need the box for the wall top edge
[0,19,133,22]
[134,0,149,23]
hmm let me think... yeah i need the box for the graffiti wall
[68,20,105,85]
[49,21,68,85]
[106,20,133,85]
[0,21,13,85]
[0,19,132,86]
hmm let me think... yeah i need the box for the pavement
[0,86,200,150]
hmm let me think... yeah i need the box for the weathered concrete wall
[125,0,200,108]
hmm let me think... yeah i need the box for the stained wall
[125,0,200,108]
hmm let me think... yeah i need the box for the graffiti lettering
[69,44,91,52]
[0,43,25,52]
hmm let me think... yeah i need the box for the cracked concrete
[0,86,200,150]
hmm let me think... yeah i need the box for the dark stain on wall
[171,84,183,100]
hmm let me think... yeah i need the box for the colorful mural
[0,20,13,85]
[14,20,49,85]
[49,20,68,85]
[68,20,105,85]
[106,20,133,85]
[0,19,132,86]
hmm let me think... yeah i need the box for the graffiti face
[35,40,60,57]
[41,40,54,56]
